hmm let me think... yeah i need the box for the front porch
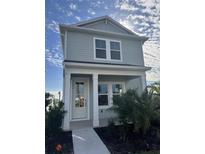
[62,61,150,130]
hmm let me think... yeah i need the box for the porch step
[72,128,110,154]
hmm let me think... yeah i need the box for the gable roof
[71,15,137,36]
[59,16,148,44]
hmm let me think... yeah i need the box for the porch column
[141,72,147,91]
[92,73,99,127]
[63,71,71,130]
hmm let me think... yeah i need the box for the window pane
[112,84,123,94]
[96,39,106,48]
[111,50,121,60]
[96,49,106,59]
[113,95,120,100]
[98,95,108,106]
[98,84,108,94]
[110,41,120,50]
[76,82,84,95]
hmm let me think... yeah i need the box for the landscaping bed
[45,131,73,154]
[94,124,160,154]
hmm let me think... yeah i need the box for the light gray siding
[98,75,142,121]
[83,20,131,35]
[66,31,144,66]
[126,76,143,94]
[70,75,142,125]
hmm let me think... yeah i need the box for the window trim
[98,81,125,109]
[98,83,109,108]
[95,39,107,59]
[94,37,122,61]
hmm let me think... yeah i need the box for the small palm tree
[111,83,160,138]
[135,86,160,135]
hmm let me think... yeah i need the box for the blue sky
[45,0,160,92]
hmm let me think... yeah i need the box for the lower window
[98,83,124,108]
[98,95,108,106]
[98,84,108,106]
[112,84,123,100]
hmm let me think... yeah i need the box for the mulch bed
[94,124,160,154]
[45,131,73,154]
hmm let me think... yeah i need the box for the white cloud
[138,0,156,8]
[104,6,108,9]
[66,11,73,17]
[55,3,73,17]
[90,0,104,8]
[112,0,160,82]
[47,20,59,33]
[119,19,134,31]
[88,8,96,15]
[69,3,77,10]
[75,16,81,21]
[45,42,63,68]
[143,40,160,82]
[115,0,138,11]
[146,69,160,82]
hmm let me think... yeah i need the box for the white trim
[64,62,151,72]
[98,81,125,109]
[63,70,71,131]
[60,24,149,42]
[70,77,90,121]
[70,118,90,122]
[67,68,146,76]
[93,37,122,61]
[71,15,108,26]
[93,37,107,60]
[110,39,122,61]
[98,82,110,109]
[93,73,99,127]
[82,19,104,28]
[64,30,67,59]
[141,72,147,91]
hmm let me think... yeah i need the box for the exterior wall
[66,31,144,66]
[69,74,142,127]
[126,76,143,94]
[98,75,141,122]
[82,20,131,35]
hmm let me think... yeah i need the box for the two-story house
[60,16,151,130]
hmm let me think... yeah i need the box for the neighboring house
[59,16,151,130]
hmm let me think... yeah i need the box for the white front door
[72,78,89,120]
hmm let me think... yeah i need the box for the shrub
[45,94,66,138]
[111,83,160,139]
[103,119,116,139]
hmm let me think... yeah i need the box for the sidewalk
[72,128,110,154]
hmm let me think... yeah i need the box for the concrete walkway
[72,128,110,154]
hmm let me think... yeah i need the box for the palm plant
[135,87,160,135]
[111,83,160,139]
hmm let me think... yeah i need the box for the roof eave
[60,24,148,41]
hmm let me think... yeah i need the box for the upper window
[110,41,121,60]
[94,38,121,61]
[95,39,106,59]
